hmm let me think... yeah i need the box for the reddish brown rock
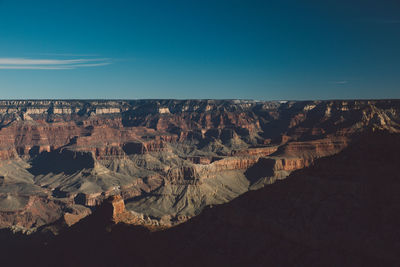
[110,195,126,222]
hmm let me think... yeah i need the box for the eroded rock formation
[0,99,399,232]
[2,131,400,267]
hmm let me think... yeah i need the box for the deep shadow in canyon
[28,149,95,175]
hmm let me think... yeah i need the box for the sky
[0,0,399,100]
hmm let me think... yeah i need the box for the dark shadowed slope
[2,130,400,267]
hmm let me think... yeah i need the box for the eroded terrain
[0,99,399,232]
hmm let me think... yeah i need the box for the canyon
[1,129,399,267]
[0,99,399,234]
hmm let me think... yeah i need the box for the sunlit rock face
[0,99,399,232]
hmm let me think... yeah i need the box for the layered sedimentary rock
[3,131,400,267]
[0,99,399,232]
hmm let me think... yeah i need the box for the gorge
[0,99,399,234]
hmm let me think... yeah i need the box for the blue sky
[0,0,399,100]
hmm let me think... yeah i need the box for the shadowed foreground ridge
[1,130,399,267]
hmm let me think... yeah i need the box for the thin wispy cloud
[330,80,349,85]
[379,19,400,24]
[361,18,400,25]
[0,57,111,70]
[35,53,100,57]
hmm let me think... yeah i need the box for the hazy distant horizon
[0,98,399,102]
